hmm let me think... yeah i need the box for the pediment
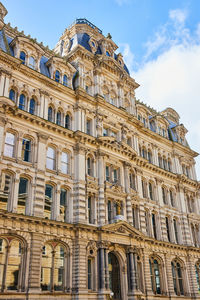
[101,220,145,239]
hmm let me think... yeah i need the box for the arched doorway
[108,252,121,300]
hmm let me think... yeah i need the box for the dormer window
[55,70,60,82]
[106,51,110,57]
[9,89,15,102]
[63,74,68,86]
[20,51,26,64]
[29,56,35,69]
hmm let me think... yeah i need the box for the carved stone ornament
[87,241,97,256]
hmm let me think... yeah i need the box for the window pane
[19,94,25,110]
[63,75,68,86]
[55,70,60,82]
[4,133,15,157]
[20,51,26,64]
[29,99,35,115]
[9,89,15,101]
[22,139,31,162]
[29,56,35,69]
[61,152,68,174]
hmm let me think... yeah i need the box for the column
[0,116,5,156]
[39,90,49,119]
[11,173,20,213]
[93,69,101,95]
[28,233,44,293]
[97,151,106,225]
[124,162,132,224]
[117,81,124,107]
[73,141,86,223]
[0,69,11,97]
[164,254,175,296]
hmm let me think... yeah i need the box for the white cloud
[118,43,136,73]
[121,8,200,178]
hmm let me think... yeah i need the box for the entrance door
[108,252,121,300]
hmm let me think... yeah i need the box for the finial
[107,33,112,39]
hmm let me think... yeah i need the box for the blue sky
[2,0,200,179]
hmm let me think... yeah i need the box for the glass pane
[29,56,35,69]
[60,189,67,222]
[20,51,26,64]
[55,70,60,82]
[18,178,28,214]
[63,75,68,86]
[29,99,35,115]
[6,240,21,290]
[19,94,25,110]
[0,174,11,210]
[54,245,64,291]
[41,244,52,291]
[22,139,31,162]
[9,89,15,101]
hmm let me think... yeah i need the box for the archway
[108,252,121,300]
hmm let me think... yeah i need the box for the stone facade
[0,2,199,300]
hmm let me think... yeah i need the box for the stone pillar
[0,68,11,97]
[186,254,199,297]
[0,116,5,156]
[39,90,49,119]
[178,184,191,245]
[97,151,106,225]
[28,233,44,293]
[73,142,86,223]
[124,162,132,224]
[97,242,109,300]
[142,250,152,295]
[93,69,101,95]
[11,173,20,213]
[164,254,175,296]
[117,81,124,107]
[133,134,139,154]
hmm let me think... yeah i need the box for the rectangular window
[110,130,117,138]
[108,200,112,223]
[88,196,92,224]
[58,268,63,283]
[22,138,31,162]
[152,213,157,239]
[113,169,118,183]
[46,147,56,170]
[103,128,108,136]
[4,132,15,157]
[88,259,92,289]
[86,119,91,135]
[106,166,110,182]
[61,152,69,174]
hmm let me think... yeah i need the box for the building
[0,2,200,299]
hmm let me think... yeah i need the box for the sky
[2,0,200,179]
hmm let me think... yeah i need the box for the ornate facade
[0,2,199,300]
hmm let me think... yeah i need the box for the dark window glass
[88,259,92,289]
[108,200,111,223]
[152,213,157,239]
[63,74,68,86]
[22,138,31,162]
[56,111,61,125]
[65,114,70,129]
[173,219,179,243]
[48,107,53,122]
[19,94,26,110]
[29,98,35,115]
[20,51,26,64]
[166,217,170,241]
[149,183,153,200]
[9,89,15,101]
[55,70,60,82]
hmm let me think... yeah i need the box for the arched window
[162,187,167,205]
[22,137,31,162]
[17,177,28,214]
[0,172,13,211]
[19,94,26,110]
[55,70,60,82]
[65,114,71,129]
[19,51,26,64]
[152,213,157,239]
[173,219,179,243]
[44,184,53,219]
[148,151,152,163]
[171,260,184,295]
[149,258,161,294]
[170,190,175,207]
[46,147,56,170]
[129,173,136,190]
[165,216,171,242]
[168,159,172,172]
[29,56,35,69]
[56,111,62,126]
[9,89,15,102]
[60,188,68,222]
[41,243,67,291]
[106,51,110,57]
[149,182,153,200]
[29,98,35,115]
[63,74,68,86]
[48,106,54,122]
[4,132,15,157]
[195,261,200,292]
[158,155,162,168]
[163,158,167,170]
[61,152,69,174]
[87,157,93,176]
[0,238,24,291]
